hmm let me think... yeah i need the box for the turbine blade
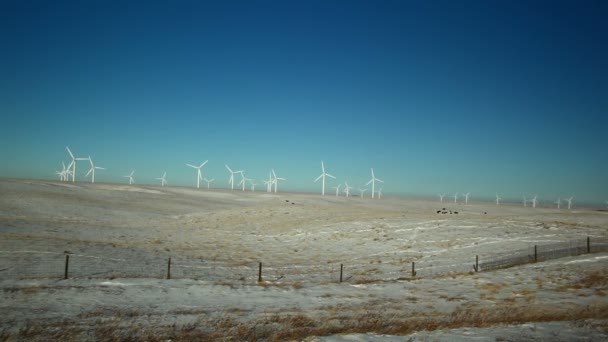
[225,165,232,172]
[376,179,384,183]
[66,146,74,159]
[186,164,197,168]
[200,160,208,168]
[326,173,336,179]
[314,175,323,182]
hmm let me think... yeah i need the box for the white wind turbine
[85,156,105,184]
[439,194,446,202]
[123,170,135,185]
[453,193,459,203]
[314,161,335,196]
[271,169,285,193]
[237,171,247,191]
[55,162,69,181]
[523,196,528,207]
[565,196,574,210]
[186,160,208,189]
[463,192,470,204]
[65,146,88,182]
[332,184,341,197]
[358,188,368,198]
[225,165,241,191]
[343,182,353,198]
[248,179,257,192]
[555,197,561,209]
[495,194,502,205]
[156,172,167,186]
[203,178,214,189]
[365,168,384,199]
[377,188,383,199]
[263,172,273,193]
[531,195,538,208]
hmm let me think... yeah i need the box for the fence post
[474,255,479,272]
[167,257,171,279]
[534,245,537,262]
[587,236,591,253]
[64,254,70,279]
[412,262,416,277]
[258,262,263,282]
[339,264,343,283]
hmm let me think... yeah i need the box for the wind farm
[2,1,607,341]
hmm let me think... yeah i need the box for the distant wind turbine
[495,194,502,205]
[332,184,341,197]
[314,161,335,196]
[263,172,273,193]
[453,193,458,203]
[463,192,470,204]
[365,168,384,199]
[123,170,135,185]
[237,171,247,191]
[565,196,574,210]
[343,182,353,198]
[65,146,88,182]
[358,188,368,198]
[186,160,208,189]
[523,196,527,207]
[439,194,446,203]
[531,195,538,208]
[271,169,285,193]
[225,165,241,191]
[377,188,383,199]
[156,172,167,186]
[555,197,561,209]
[248,179,256,192]
[203,178,214,189]
[85,156,105,184]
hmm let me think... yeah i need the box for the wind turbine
[555,197,561,209]
[377,188,383,199]
[314,161,335,196]
[439,194,446,202]
[358,188,368,198]
[248,179,257,192]
[156,172,167,186]
[565,196,574,210]
[365,168,384,199]
[55,162,69,181]
[237,171,247,191]
[65,146,87,182]
[225,165,241,191]
[523,196,528,207]
[343,182,353,197]
[85,156,105,184]
[186,160,208,189]
[123,170,135,185]
[271,169,285,193]
[495,194,502,205]
[203,178,214,189]
[453,193,459,203]
[531,195,538,208]
[263,172,272,193]
[332,184,341,197]
[463,192,470,204]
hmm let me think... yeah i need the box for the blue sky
[1,0,606,205]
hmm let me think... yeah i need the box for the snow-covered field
[1,178,607,341]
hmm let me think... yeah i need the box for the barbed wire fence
[1,236,607,284]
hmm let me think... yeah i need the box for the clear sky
[1,0,606,205]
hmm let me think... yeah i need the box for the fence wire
[2,237,608,283]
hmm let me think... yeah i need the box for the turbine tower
[314,161,335,196]
[237,171,247,191]
[186,160,208,189]
[225,165,241,191]
[439,194,446,202]
[332,184,341,197]
[263,172,272,193]
[531,195,538,208]
[358,188,367,198]
[343,182,353,197]
[565,196,574,210]
[377,188,383,199]
[156,172,167,186]
[495,194,502,205]
[365,168,384,199]
[203,178,214,189]
[65,146,87,182]
[271,169,285,193]
[248,179,256,192]
[453,193,459,203]
[123,170,135,185]
[85,156,105,184]
[463,192,470,204]
[555,197,561,209]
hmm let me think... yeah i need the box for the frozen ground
[1,178,607,340]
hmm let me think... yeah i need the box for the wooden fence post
[64,254,70,279]
[473,255,479,272]
[587,236,591,253]
[412,262,416,277]
[258,262,263,282]
[534,245,537,262]
[339,264,343,283]
[167,257,171,279]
